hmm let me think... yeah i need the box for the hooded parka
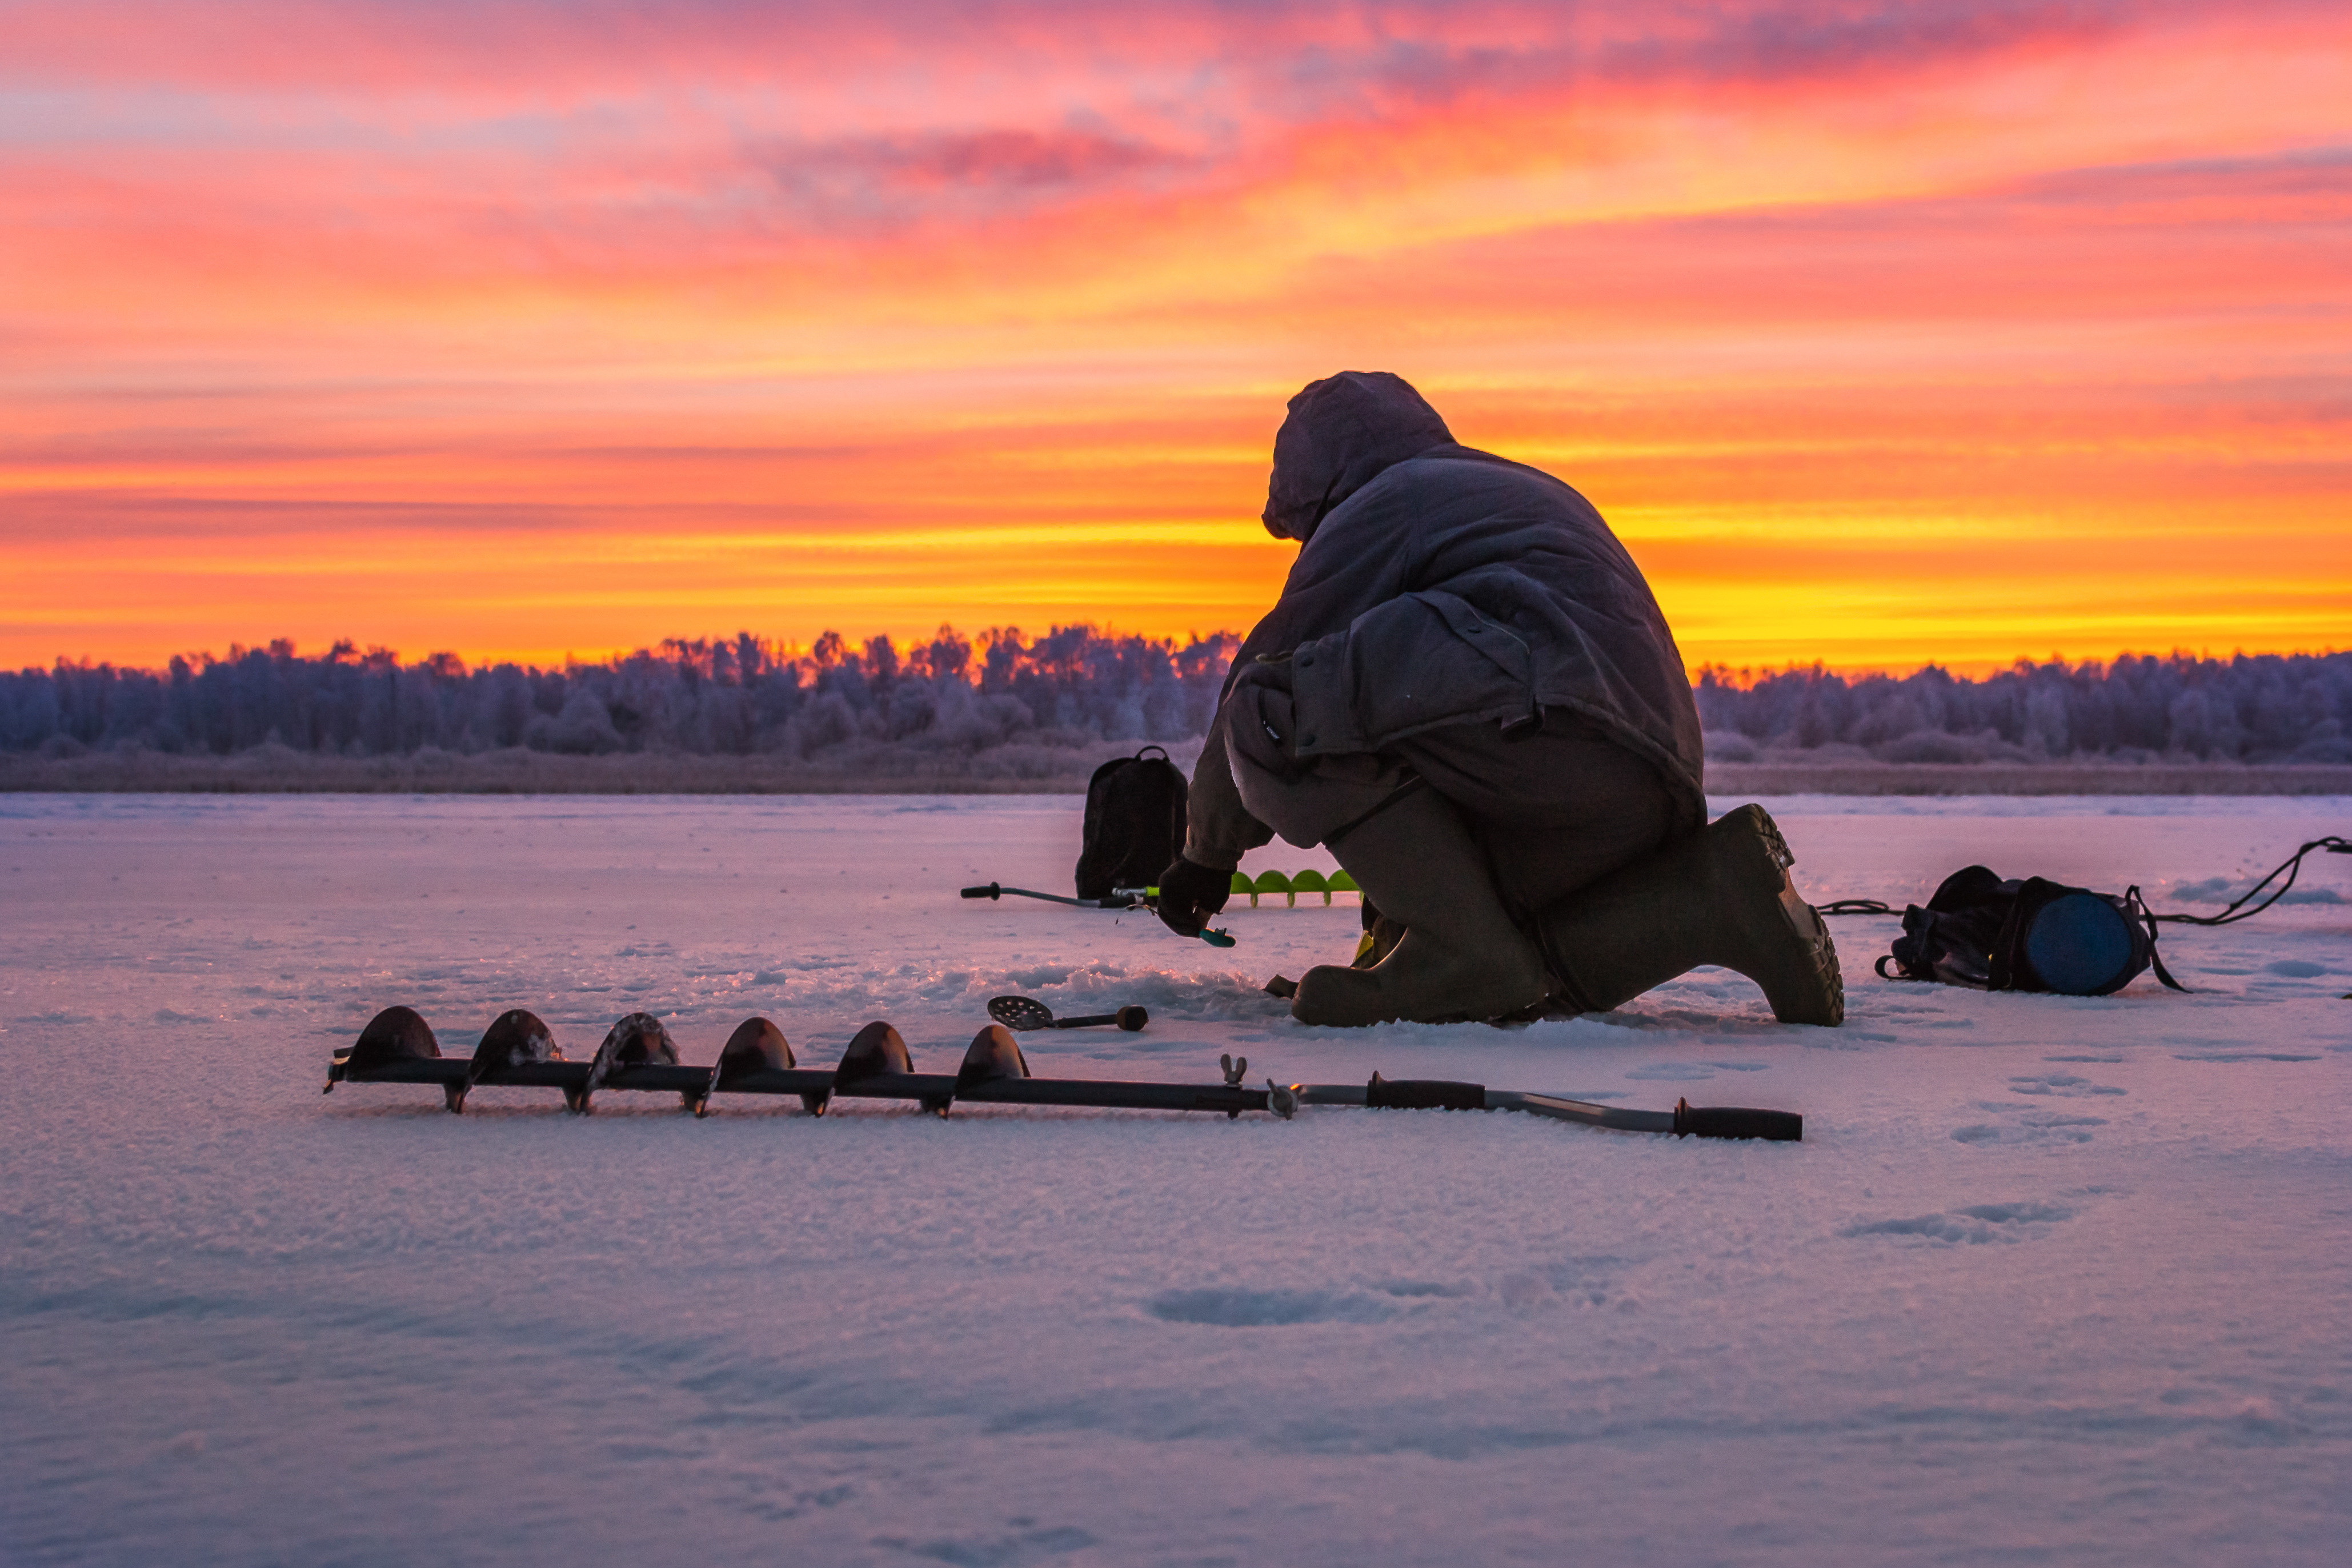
[1187,371,1705,864]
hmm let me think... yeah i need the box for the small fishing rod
[960,881,1237,946]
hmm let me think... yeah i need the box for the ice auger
[323,1005,1802,1138]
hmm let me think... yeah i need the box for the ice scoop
[987,995,1149,1033]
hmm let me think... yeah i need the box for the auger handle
[1672,1100,1804,1141]
[1364,1076,1485,1110]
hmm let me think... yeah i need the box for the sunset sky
[3,0,2346,675]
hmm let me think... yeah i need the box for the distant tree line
[1695,652,2351,764]
[2,627,1239,761]
[3,635,2346,765]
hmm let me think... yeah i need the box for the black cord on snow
[2140,836,2352,928]
[1808,839,2350,927]
[1794,837,2343,998]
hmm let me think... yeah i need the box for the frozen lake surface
[3,792,2348,1566]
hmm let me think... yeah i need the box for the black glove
[1155,856,1232,937]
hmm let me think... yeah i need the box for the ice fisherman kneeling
[1154,371,1844,1029]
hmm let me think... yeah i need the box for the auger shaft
[335,1054,1268,1117]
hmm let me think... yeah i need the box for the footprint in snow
[1146,1288,1400,1326]
[1623,1060,1770,1081]
[1146,1278,1482,1327]
[870,1526,1097,1565]
[2172,1051,2321,1063]
[1953,1112,2106,1146]
[2008,1072,2125,1097]
[1842,1201,2076,1244]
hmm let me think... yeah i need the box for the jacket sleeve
[1182,704,1273,869]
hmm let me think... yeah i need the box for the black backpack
[1876,865,2182,995]
[1075,745,1189,900]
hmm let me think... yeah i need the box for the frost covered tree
[0,627,1244,761]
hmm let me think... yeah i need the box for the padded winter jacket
[1186,371,1704,863]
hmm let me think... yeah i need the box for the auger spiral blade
[327,1005,451,1104]
[956,1024,1031,1091]
[835,1021,953,1116]
[459,1009,563,1114]
[707,1016,818,1116]
[569,1012,681,1114]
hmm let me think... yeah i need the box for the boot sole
[1292,940,1551,1028]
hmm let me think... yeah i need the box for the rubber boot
[1534,803,1842,1025]
[1291,788,1551,1026]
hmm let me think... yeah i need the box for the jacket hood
[1260,371,1455,543]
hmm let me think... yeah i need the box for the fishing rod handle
[1051,1006,1151,1031]
[1672,1100,1804,1141]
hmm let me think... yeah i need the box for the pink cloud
[0,3,2291,90]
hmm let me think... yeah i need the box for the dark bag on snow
[1877,865,2183,995]
[1075,745,1189,900]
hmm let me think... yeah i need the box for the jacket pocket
[1419,588,1534,689]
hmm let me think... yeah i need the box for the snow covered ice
[2,792,2348,1566]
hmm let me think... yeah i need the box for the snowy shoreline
[5,744,2349,796]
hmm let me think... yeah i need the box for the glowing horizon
[4,1,2347,679]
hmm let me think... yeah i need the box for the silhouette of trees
[1692,653,2351,764]
[1,627,1243,760]
[6,636,2345,764]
